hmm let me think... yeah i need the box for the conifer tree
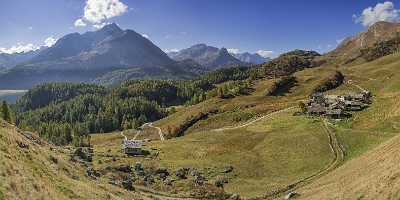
[1,101,12,123]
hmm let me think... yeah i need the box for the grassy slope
[293,53,400,199]
[92,53,400,198]
[0,120,145,200]
[91,66,344,198]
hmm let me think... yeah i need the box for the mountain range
[0,23,203,89]
[168,44,247,69]
[230,52,271,64]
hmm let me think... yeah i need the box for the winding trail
[120,131,127,140]
[214,106,297,132]
[125,106,345,199]
[142,122,165,141]
[347,80,368,92]
[256,119,345,200]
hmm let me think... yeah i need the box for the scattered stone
[144,175,154,185]
[175,168,189,179]
[222,166,234,173]
[122,175,135,191]
[116,164,132,173]
[214,178,225,188]
[49,155,58,164]
[227,194,240,200]
[86,167,101,178]
[194,174,206,185]
[16,141,29,149]
[73,147,93,162]
[163,178,173,186]
[71,175,80,180]
[155,167,169,180]
[285,192,299,199]
[134,162,143,171]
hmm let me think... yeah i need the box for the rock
[134,162,143,171]
[144,175,154,185]
[16,141,29,149]
[116,164,131,173]
[163,178,173,186]
[214,178,225,188]
[73,147,92,162]
[22,131,42,145]
[86,167,101,178]
[49,155,58,164]
[175,168,189,179]
[194,174,206,185]
[227,194,240,200]
[222,166,234,173]
[284,192,299,199]
[122,175,135,191]
[155,167,169,180]
[136,170,146,177]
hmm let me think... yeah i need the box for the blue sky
[0,0,399,57]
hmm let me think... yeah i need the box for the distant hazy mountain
[0,23,202,89]
[168,44,246,69]
[231,52,271,64]
[0,49,43,71]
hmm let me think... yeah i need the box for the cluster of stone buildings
[306,91,371,119]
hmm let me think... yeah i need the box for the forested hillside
[14,49,322,146]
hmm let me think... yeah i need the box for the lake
[0,90,27,103]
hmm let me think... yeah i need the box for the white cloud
[256,50,274,58]
[0,37,59,54]
[141,34,149,39]
[28,26,33,30]
[354,1,400,27]
[0,43,39,54]
[74,18,87,27]
[227,48,240,54]
[44,37,58,47]
[83,0,128,24]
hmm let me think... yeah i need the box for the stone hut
[122,139,143,156]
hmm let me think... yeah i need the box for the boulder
[175,168,189,179]
[116,164,132,173]
[194,174,206,185]
[155,167,169,180]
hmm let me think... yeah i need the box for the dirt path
[347,80,368,92]
[120,131,128,140]
[134,107,345,199]
[255,119,345,199]
[142,122,165,141]
[214,106,297,132]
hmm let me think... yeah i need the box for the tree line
[14,49,323,146]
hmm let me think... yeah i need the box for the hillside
[0,120,149,200]
[328,21,400,63]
